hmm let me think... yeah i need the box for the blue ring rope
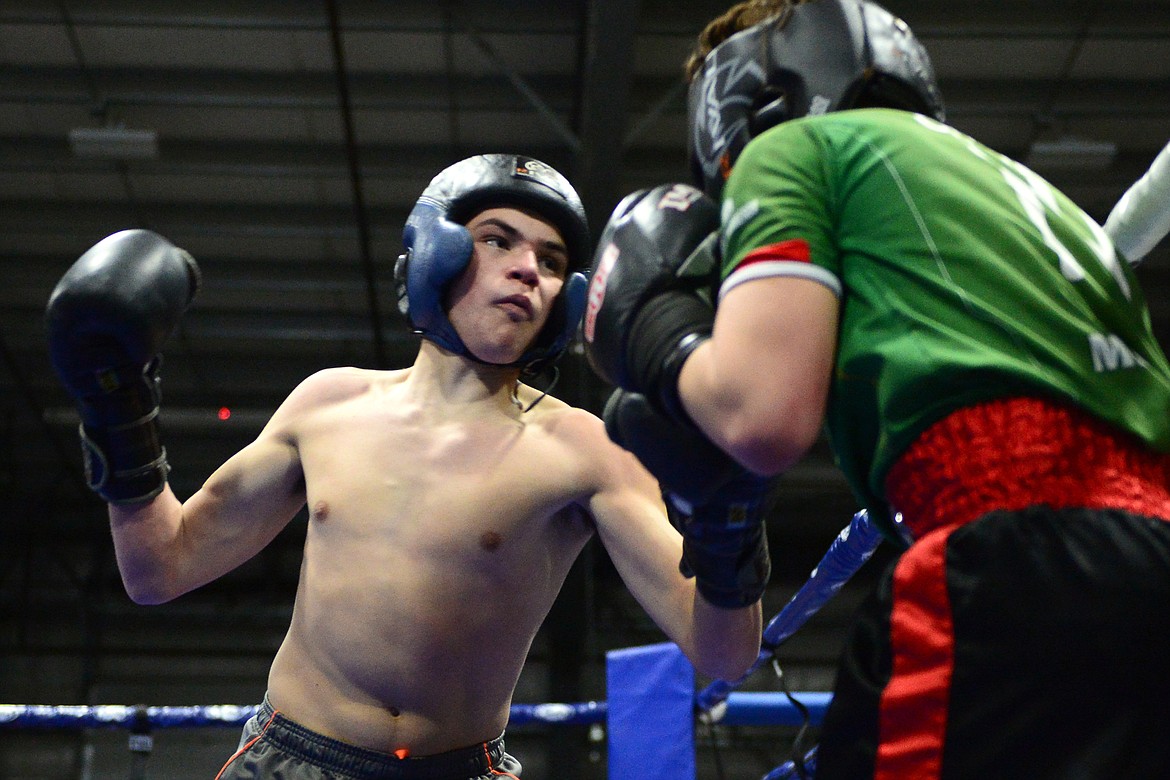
[697,510,882,713]
[3,511,884,780]
[0,693,833,731]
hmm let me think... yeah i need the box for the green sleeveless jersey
[719,108,1170,519]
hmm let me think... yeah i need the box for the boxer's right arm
[677,275,838,476]
[106,368,342,603]
[46,230,308,603]
[109,421,306,604]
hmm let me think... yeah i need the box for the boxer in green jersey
[582,1,1170,777]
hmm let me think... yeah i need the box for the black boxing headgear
[395,154,590,372]
[687,0,945,198]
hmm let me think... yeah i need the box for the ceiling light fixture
[68,126,159,160]
[1026,137,1117,171]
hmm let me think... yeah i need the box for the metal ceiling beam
[325,0,388,368]
[5,67,1169,127]
[10,0,1170,35]
[635,0,1170,35]
[0,0,580,33]
[0,199,405,235]
[2,137,1165,193]
[574,0,643,233]
[454,18,581,152]
[0,67,577,110]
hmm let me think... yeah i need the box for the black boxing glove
[604,389,772,609]
[46,230,201,504]
[583,183,721,423]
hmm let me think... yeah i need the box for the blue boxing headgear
[687,0,945,199]
[395,154,590,373]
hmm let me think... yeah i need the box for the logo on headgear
[514,158,554,183]
[693,58,766,188]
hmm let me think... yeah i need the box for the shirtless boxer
[44,154,764,779]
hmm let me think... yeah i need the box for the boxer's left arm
[571,412,762,681]
[604,389,773,611]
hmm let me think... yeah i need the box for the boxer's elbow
[691,375,823,477]
[120,568,182,605]
[695,637,761,682]
[718,406,820,477]
[108,489,195,604]
[688,603,764,680]
[125,588,170,606]
[114,545,188,604]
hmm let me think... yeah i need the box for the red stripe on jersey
[739,238,812,268]
[875,530,954,780]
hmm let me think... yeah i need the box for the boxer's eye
[539,253,568,278]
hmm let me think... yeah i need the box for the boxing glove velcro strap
[626,290,713,424]
[80,424,168,504]
[675,504,772,609]
[77,363,169,504]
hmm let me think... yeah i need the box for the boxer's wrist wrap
[627,290,713,425]
[78,360,169,504]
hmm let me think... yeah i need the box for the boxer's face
[445,206,568,365]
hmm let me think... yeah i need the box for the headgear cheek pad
[397,199,473,358]
[395,153,591,373]
[687,0,945,199]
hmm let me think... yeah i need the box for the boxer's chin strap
[514,365,560,413]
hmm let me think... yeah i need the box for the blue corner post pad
[606,642,695,780]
